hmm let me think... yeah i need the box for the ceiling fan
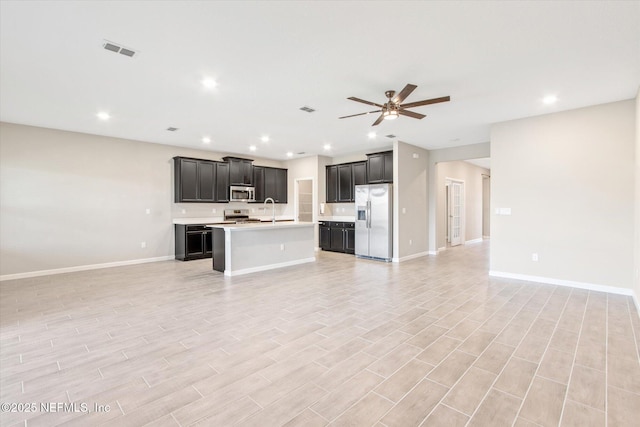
[339,84,450,126]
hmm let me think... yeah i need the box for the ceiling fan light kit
[339,84,450,126]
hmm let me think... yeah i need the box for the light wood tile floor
[1,242,639,426]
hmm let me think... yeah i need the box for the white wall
[490,100,635,291]
[394,141,429,261]
[435,161,489,249]
[635,88,640,309]
[0,122,286,278]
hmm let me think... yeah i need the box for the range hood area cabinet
[174,157,229,203]
[224,157,254,186]
[325,160,368,203]
[253,166,288,203]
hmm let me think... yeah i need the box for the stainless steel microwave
[229,186,255,202]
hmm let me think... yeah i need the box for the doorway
[295,178,313,222]
[445,179,464,247]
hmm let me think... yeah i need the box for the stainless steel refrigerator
[355,183,392,261]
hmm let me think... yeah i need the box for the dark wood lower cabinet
[319,221,355,254]
[175,224,212,260]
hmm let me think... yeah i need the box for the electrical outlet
[145,208,151,214]
[181,209,186,214]
[532,253,538,262]
[402,207,406,214]
[212,208,216,214]
[141,242,146,249]
[409,239,412,245]
[280,244,285,251]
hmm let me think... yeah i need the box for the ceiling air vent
[299,106,315,113]
[102,40,138,58]
[385,134,396,139]
[166,127,179,132]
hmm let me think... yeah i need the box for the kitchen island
[207,221,315,276]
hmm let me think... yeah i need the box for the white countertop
[173,216,294,225]
[207,221,314,231]
[318,216,356,222]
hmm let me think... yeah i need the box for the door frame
[445,178,465,246]
[294,177,315,222]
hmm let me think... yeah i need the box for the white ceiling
[1,1,638,161]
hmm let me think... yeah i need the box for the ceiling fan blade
[348,97,384,108]
[400,96,450,109]
[391,84,417,104]
[339,110,381,119]
[371,114,385,126]
[398,109,426,119]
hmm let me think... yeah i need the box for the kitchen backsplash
[172,202,286,219]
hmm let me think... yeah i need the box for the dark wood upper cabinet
[174,157,218,202]
[253,166,287,204]
[214,162,229,202]
[275,168,288,203]
[367,151,393,184]
[253,166,265,203]
[224,157,254,186]
[326,161,368,203]
[337,164,352,202]
[352,161,367,187]
[326,165,338,203]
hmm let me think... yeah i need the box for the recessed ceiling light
[323,144,331,151]
[96,111,110,121]
[202,137,211,144]
[286,152,293,158]
[261,135,269,143]
[368,132,376,139]
[202,78,217,89]
[543,95,558,105]
[249,145,257,152]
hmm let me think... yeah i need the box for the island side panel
[212,227,225,272]
[227,225,314,275]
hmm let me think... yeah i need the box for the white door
[449,181,464,246]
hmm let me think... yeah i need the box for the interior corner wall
[634,88,640,310]
[427,142,491,253]
[0,122,286,278]
[393,141,429,261]
[435,161,490,249]
[490,99,635,291]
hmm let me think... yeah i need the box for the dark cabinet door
[330,227,344,251]
[345,227,355,254]
[214,162,229,202]
[264,167,277,201]
[319,225,331,250]
[337,164,353,202]
[326,166,338,203]
[367,151,393,183]
[352,161,367,187]
[383,152,393,182]
[198,161,215,202]
[176,158,198,201]
[274,168,287,203]
[367,153,385,183]
[253,166,265,203]
[186,231,205,257]
[204,230,213,256]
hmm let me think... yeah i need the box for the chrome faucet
[264,197,275,224]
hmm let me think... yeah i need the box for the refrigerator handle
[367,200,371,229]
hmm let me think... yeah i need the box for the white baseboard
[489,270,635,297]
[465,238,483,245]
[392,251,429,263]
[0,256,175,282]
[633,292,640,318]
[224,257,315,277]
